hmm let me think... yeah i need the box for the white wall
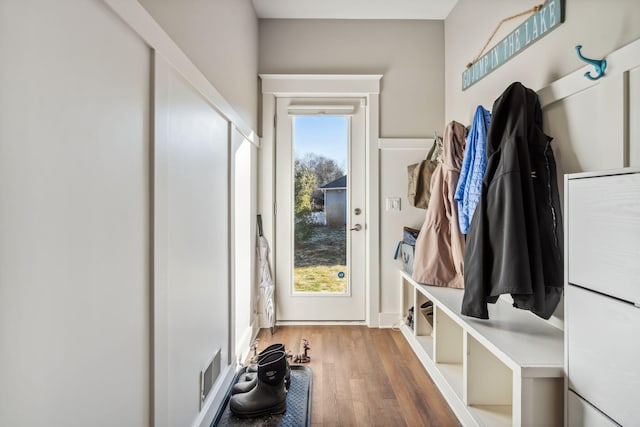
[0,0,150,425]
[379,146,435,322]
[1,0,261,426]
[259,19,444,137]
[445,0,640,124]
[445,1,640,324]
[139,0,259,131]
[259,19,445,325]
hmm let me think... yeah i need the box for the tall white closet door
[154,54,231,427]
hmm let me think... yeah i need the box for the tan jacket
[412,121,466,289]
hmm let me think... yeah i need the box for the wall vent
[200,348,221,410]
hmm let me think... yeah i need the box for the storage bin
[394,227,420,274]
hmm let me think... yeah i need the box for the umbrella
[257,215,275,335]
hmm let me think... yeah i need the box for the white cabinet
[400,272,564,427]
[565,168,640,427]
[565,285,640,425]
[567,172,640,302]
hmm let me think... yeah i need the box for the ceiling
[251,0,459,20]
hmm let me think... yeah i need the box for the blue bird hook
[575,45,607,80]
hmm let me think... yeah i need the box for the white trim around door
[259,74,382,327]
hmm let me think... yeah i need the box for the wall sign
[462,0,565,90]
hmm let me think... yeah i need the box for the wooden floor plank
[371,328,428,426]
[322,362,339,425]
[251,326,460,427]
[380,328,443,426]
[335,328,358,426]
[389,328,460,425]
[349,378,370,426]
[310,329,324,425]
[382,398,409,427]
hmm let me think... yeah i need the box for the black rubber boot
[239,372,257,382]
[246,343,285,372]
[230,373,257,395]
[230,350,288,418]
[246,343,291,389]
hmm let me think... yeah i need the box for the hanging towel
[461,82,564,320]
[454,105,491,234]
[411,121,467,289]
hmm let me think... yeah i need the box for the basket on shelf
[394,226,420,274]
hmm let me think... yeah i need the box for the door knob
[350,224,362,231]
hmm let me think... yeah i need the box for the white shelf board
[436,363,463,399]
[402,271,564,376]
[468,405,512,427]
[416,334,434,360]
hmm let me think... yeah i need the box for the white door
[275,97,366,321]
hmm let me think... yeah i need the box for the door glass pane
[292,115,349,294]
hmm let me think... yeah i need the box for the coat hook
[575,45,607,81]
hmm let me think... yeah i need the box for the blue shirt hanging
[454,105,491,234]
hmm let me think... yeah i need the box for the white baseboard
[378,312,402,328]
[235,326,254,365]
[275,320,367,326]
[261,316,368,327]
[259,308,399,328]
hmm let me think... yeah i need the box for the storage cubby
[465,334,513,426]
[414,292,434,358]
[434,306,464,399]
[398,271,564,427]
[434,307,462,364]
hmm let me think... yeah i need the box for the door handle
[350,224,362,231]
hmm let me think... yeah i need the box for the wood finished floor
[252,326,460,427]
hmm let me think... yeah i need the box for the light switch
[386,197,401,212]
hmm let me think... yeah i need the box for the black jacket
[461,82,563,320]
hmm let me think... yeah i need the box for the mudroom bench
[399,271,564,427]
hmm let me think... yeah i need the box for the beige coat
[412,121,466,289]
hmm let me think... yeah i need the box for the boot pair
[231,344,291,395]
[229,349,288,418]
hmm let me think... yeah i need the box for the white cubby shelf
[399,271,564,427]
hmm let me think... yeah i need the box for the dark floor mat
[212,365,312,427]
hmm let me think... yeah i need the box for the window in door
[292,115,349,294]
